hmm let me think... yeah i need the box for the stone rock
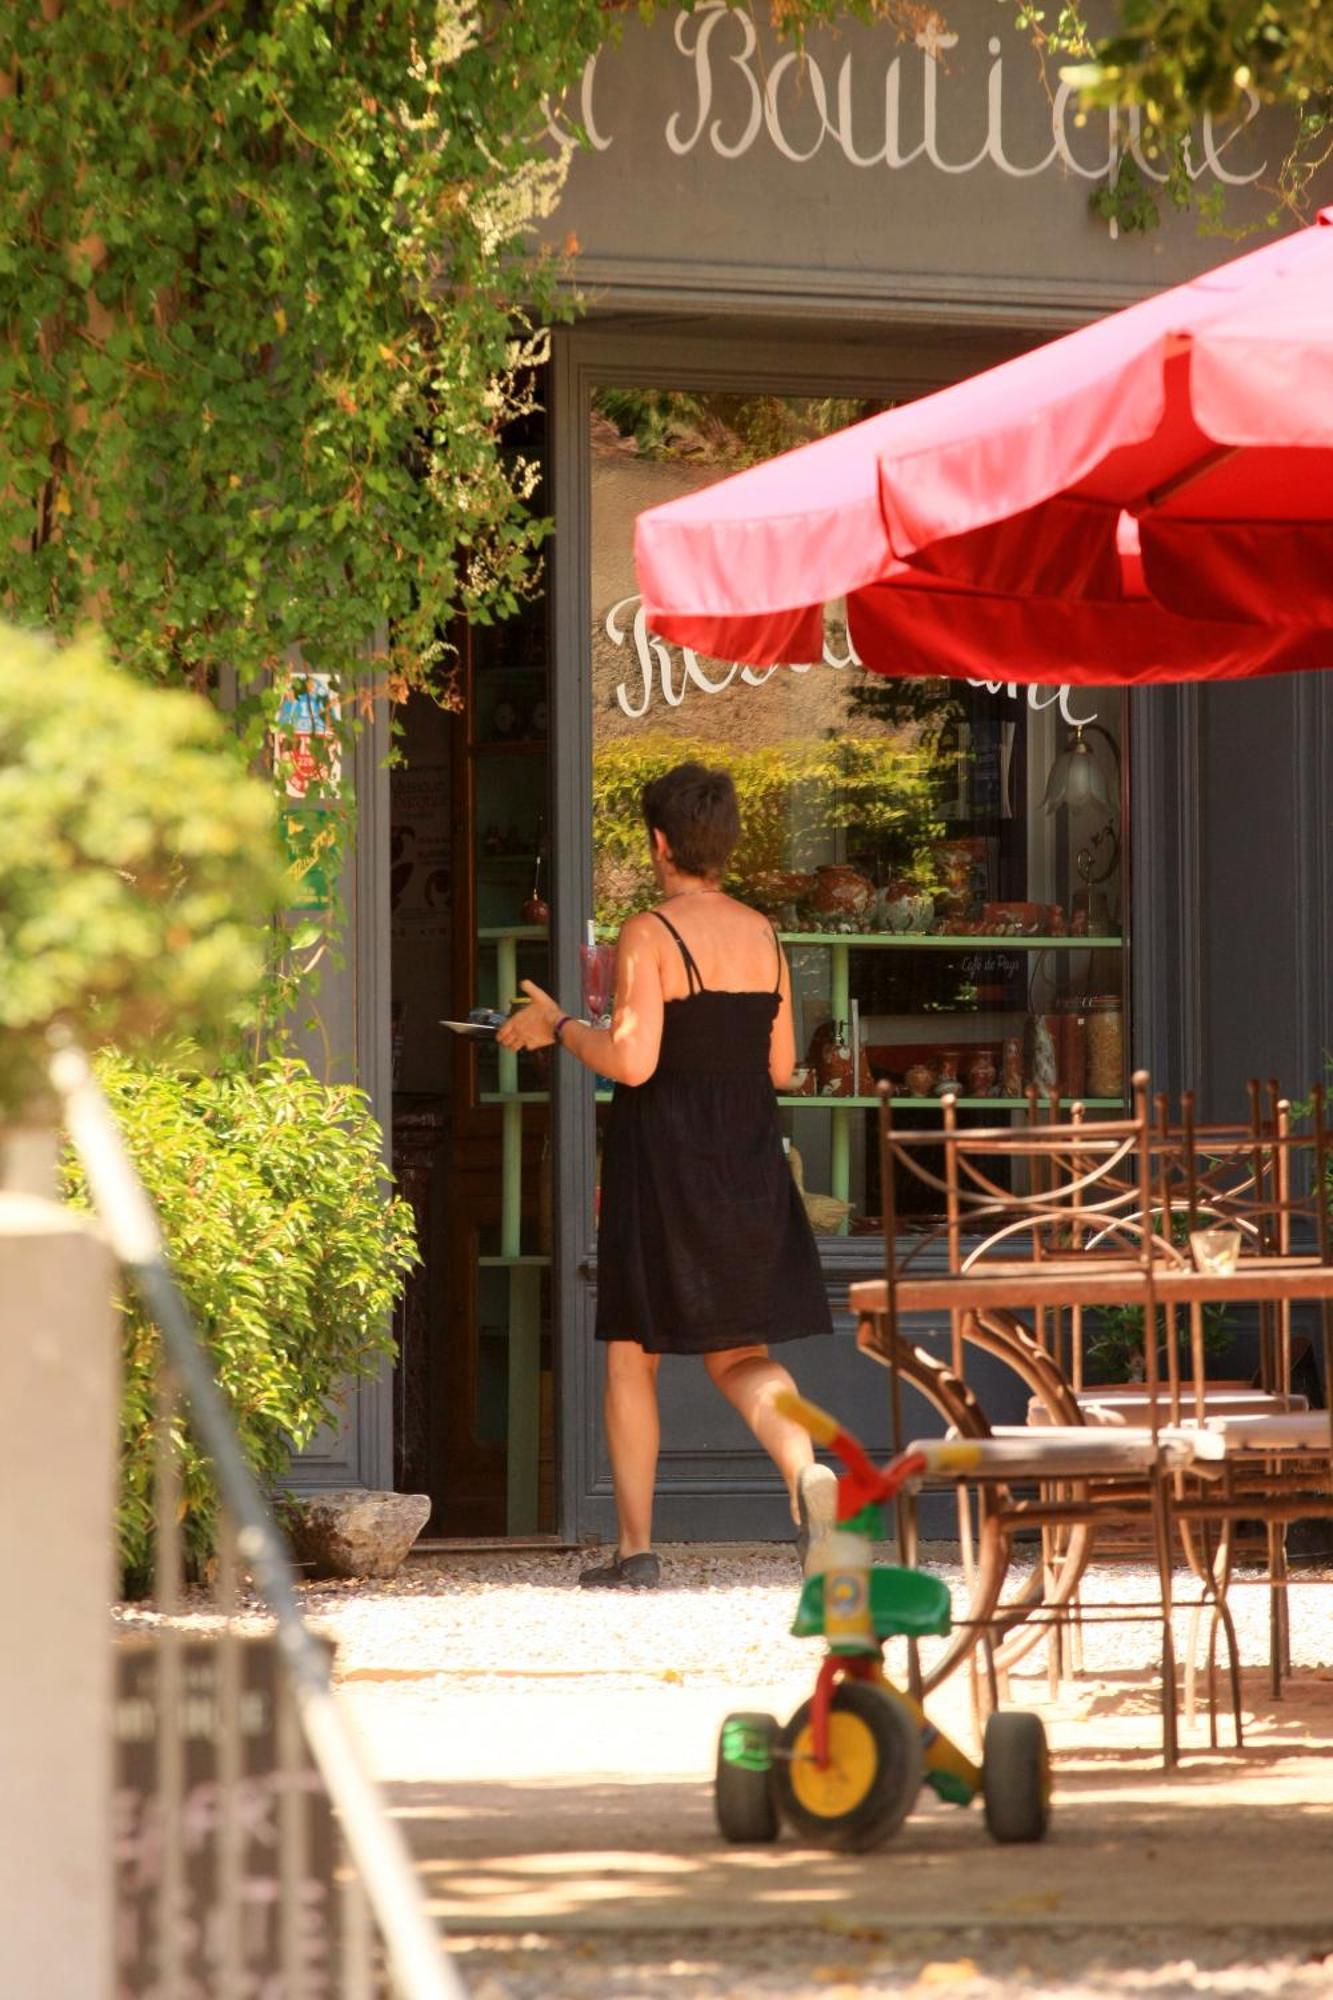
[286,1489,431,1580]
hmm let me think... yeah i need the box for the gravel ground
[287,1543,1333,1693]
[117,1545,1333,1996]
[447,1927,1333,2000]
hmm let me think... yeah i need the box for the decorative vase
[934,1051,963,1097]
[965,1050,997,1097]
[881,889,933,935]
[904,1060,936,1098]
[1030,1016,1060,1094]
[1001,1035,1024,1097]
[811,864,875,920]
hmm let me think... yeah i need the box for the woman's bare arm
[495,913,666,1087]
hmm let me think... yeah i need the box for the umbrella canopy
[634,210,1333,686]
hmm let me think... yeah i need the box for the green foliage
[62,1050,417,1591]
[591,732,943,925]
[0,2,908,943]
[0,622,286,1114]
[1074,0,1333,128]
[1069,0,1333,221]
[1086,1214,1234,1381]
[0,3,896,716]
[595,387,883,467]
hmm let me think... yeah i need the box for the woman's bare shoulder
[618,910,666,948]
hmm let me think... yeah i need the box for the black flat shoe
[578,1550,661,1590]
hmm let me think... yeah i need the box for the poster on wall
[273,672,342,801]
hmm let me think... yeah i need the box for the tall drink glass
[580,941,617,1028]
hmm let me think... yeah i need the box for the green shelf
[778,932,1122,950]
[477,1253,551,1269]
[777,1095,1126,1110]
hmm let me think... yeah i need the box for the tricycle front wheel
[982,1710,1051,1843]
[775,1681,923,1852]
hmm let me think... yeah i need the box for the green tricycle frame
[715,1394,1051,1852]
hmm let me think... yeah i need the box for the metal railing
[51,1040,464,2000]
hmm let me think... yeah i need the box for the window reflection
[591,387,1126,1231]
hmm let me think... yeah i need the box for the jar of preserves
[1058,1004,1087,1102]
[1086,996,1124,1099]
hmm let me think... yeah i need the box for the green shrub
[62,1050,417,1591]
[0,622,286,1115]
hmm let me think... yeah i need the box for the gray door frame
[288,690,396,1493]
[548,313,1175,1544]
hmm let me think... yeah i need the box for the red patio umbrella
[634,210,1333,686]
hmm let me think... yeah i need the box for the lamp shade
[1042,731,1114,815]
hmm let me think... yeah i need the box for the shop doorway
[388,594,556,1538]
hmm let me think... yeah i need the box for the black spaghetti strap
[771,924,783,993]
[651,908,706,993]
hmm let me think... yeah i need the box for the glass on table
[1189,1226,1243,1276]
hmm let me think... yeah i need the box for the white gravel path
[448,1926,1333,2000]
[297,1545,1333,1998]
[291,1544,1333,1693]
[118,1544,1333,1996]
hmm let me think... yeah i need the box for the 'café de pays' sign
[546,2,1278,309]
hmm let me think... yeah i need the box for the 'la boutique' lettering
[552,4,1262,192]
[604,596,1098,726]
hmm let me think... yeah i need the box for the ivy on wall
[0,5,915,716]
[4,1,1308,730]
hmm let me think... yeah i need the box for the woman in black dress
[498,762,836,1588]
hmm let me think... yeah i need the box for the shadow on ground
[391,1711,1333,1936]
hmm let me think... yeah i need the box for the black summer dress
[594,910,836,1355]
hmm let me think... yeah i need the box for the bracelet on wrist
[553,1014,575,1046]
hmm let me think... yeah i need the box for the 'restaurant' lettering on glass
[605,593,1098,726]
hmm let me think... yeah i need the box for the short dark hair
[641,762,740,879]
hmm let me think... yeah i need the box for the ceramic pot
[787,1065,816,1098]
[904,1060,936,1098]
[965,1050,997,1097]
[811,864,875,919]
[880,887,933,934]
[933,1051,963,1097]
[1001,1036,1024,1097]
[521,894,550,925]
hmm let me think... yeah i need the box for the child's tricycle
[715,1393,1051,1852]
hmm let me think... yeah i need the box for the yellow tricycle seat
[792,1565,952,1641]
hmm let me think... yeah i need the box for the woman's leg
[603,1340,662,1555]
[704,1344,815,1522]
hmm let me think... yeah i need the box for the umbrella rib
[1143,443,1238,512]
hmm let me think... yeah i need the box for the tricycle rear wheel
[715,1711,780,1843]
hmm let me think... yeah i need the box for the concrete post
[0,1192,117,2000]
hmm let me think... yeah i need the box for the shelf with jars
[767,908,1126,1236]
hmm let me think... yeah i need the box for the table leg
[829,941,851,1234]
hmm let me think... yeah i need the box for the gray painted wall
[543,2,1302,326]
[322,6,1333,1525]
